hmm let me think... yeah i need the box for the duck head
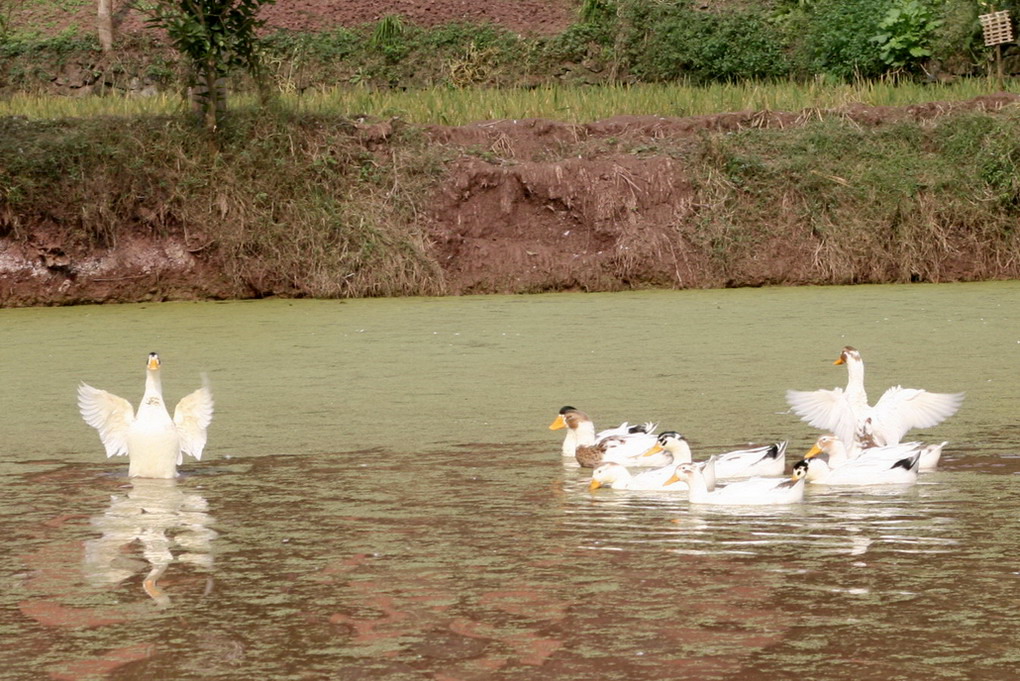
[806,434,839,459]
[641,430,682,455]
[663,462,696,487]
[589,462,626,491]
[834,346,861,366]
[549,406,589,431]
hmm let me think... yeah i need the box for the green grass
[2,78,1013,124]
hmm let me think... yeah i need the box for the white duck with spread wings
[786,346,962,454]
[78,353,214,479]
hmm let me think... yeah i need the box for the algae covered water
[1,283,1017,679]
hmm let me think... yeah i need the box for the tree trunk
[97,0,114,53]
[191,64,227,132]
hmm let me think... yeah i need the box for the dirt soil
[15,0,577,37]
[423,94,1020,295]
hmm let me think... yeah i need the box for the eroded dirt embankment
[422,93,1020,294]
[3,93,1020,307]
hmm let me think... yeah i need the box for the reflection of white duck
[84,477,216,607]
[799,441,922,486]
[548,406,657,467]
[786,346,962,454]
[664,461,808,506]
[642,431,786,480]
[78,352,214,478]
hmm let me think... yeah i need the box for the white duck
[642,431,786,480]
[588,453,718,491]
[806,434,922,470]
[917,441,948,471]
[799,441,922,486]
[78,352,214,479]
[638,431,716,486]
[786,346,963,455]
[548,406,657,467]
[664,461,808,506]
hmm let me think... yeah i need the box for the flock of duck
[75,346,961,505]
[549,346,963,505]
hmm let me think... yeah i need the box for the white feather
[77,383,134,458]
[787,347,962,450]
[79,354,213,478]
[173,378,214,462]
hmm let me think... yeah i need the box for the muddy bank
[3,94,1020,307]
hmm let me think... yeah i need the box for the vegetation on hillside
[0,0,1014,97]
[0,110,447,298]
[4,104,1020,299]
[3,1,1020,303]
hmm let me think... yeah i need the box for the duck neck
[843,358,869,408]
[805,457,831,482]
[685,468,712,502]
[669,440,693,464]
[563,421,596,456]
[575,421,596,446]
[826,440,851,467]
[143,369,164,406]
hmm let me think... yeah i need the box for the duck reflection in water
[84,477,216,608]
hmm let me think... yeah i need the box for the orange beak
[805,444,823,459]
[548,414,566,430]
[641,443,664,457]
[588,479,602,491]
[663,472,681,486]
[833,356,845,365]
[147,356,160,370]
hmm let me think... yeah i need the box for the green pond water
[1,283,1017,680]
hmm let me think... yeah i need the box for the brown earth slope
[13,0,576,37]
[3,94,1019,307]
[423,95,1020,295]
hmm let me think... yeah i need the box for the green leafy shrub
[623,4,791,83]
[369,14,408,62]
[871,0,942,71]
[798,0,889,79]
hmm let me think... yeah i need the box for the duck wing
[715,441,787,478]
[173,381,214,462]
[78,383,134,458]
[785,388,858,447]
[869,387,964,445]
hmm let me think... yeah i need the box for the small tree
[146,0,275,131]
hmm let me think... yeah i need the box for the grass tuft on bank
[0,108,447,298]
[684,111,1020,285]
[0,78,1014,124]
[4,102,1020,301]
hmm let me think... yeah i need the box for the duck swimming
[78,352,214,479]
[642,431,786,480]
[549,406,657,467]
[799,440,922,486]
[664,460,808,506]
[786,346,962,454]
[588,459,700,491]
[805,434,922,470]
